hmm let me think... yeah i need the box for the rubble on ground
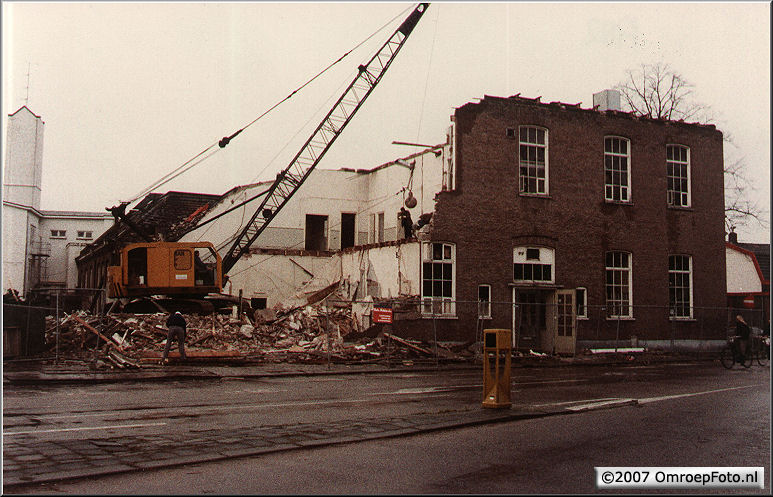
[43,298,471,369]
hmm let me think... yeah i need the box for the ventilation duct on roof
[593,89,621,111]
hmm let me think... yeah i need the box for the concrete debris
[44,301,468,369]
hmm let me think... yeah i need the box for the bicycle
[720,335,752,369]
[750,334,770,366]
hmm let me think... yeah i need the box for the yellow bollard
[482,329,512,409]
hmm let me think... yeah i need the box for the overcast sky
[3,1,770,243]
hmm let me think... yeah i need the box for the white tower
[3,106,45,294]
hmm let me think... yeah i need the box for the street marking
[637,384,762,404]
[567,399,636,411]
[515,379,586,386]
[533,397,623,408]
[368,384,480,395]
[4,422,167,436]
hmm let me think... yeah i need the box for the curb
[3,356,714,386]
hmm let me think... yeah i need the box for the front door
[513,289,547,352]
[553,289,577,356]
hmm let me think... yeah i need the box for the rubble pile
[43,302,468,369]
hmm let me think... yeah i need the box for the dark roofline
[456,93,721,132]
[9,105,43,120]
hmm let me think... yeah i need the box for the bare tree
[615,62,706,121]
[615,62,768,234]
[723,148,768,234]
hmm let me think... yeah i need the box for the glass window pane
[433,243,443,260]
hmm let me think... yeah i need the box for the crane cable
[124,5,413,206]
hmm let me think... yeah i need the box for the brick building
[410,91,727,352]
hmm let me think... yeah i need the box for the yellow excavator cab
[107,241,222,298]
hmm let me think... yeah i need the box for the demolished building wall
[183,146,447,310]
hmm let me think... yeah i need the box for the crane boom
[221,3,429,274]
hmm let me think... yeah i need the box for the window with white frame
[575,287,587,319]
[604,136,631,202]
[669,255,693,319]
[50,230,66,239]
[519,126,548,195]
[667,145,690,207]
[478,284,491,319]
[76,230,93,240]
[422,242,455,316]
[605,251,632,318]
[513,246,554,283]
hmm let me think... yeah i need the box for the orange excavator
[105,4,430,312]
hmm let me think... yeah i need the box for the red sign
[743,296,756,309]
[372,307,393,324]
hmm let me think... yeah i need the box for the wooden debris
[44,297,464,368]
[383,333,434,356]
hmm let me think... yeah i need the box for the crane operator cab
[107,241,223,298]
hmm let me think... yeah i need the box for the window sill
[667,205,693,212]
[519,193,552,199]
[605,317,635,321]
[421,314,458,320]
[669,317,696,322]
[604,200,633,206]
[577,316,589,321]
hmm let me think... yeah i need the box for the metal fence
[4,290,767,360]
[3,288,107,361]
[323,297,767,355]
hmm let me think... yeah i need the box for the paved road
[3,362,769,492]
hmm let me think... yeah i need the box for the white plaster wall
[2,205,33,292]
[184,169,371,253]
[339,242,421,299]
[39,215,114,287]
[225,252,334,308]
[357,149,446,244]
[726,247,762,293]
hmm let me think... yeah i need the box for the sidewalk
[3,350,712,386]
[2,392,637,488]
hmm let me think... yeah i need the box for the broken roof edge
[457,93,720,132]
[338,144,446,175]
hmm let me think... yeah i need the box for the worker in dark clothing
[735,314,751,361]
[398,207,413,239]
[162,311,188,364]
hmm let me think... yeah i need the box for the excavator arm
[221,3,429,275]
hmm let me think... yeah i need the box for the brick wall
[419,95,726,345]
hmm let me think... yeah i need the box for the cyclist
[735,314,751,362]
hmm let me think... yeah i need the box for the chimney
[728,231,738,244]
[593,89,621,112]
